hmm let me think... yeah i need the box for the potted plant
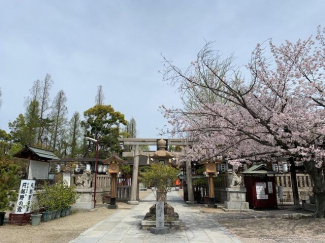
[38,181,58,220]
[37,191,51,222]
[0,157,19,226]
[30,199,42,226]
[41,177,79,219]
[60,179,79,217]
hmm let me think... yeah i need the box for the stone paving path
[70,190,240,243]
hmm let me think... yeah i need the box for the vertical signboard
[15,180,36,214]
[268,182,273,194]
[156,201,164,228]
[256,182,268,200]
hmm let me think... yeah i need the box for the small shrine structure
[243,164,278,208]
[14,145,60,183]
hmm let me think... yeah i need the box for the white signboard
[63,172,71,187]
[257,194,269,199]
[15,180,36,214]
[256,182,268,200]
[268,182,273,194]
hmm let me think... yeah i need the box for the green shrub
[121,164,131,174]
[0,157,19,211]
[38,177,79,211]
[140,162,179,201]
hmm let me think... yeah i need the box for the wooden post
[108,173,118,209]
[209,175,215,198]
[111,174,117,198]
[208,174,216,207]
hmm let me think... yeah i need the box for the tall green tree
[82,104,127,158]
[24,99,40,146]
[95,85,105,105]
[125,117,137,138]
[68,112,81,157]
[9,114,28,146]
[122,117,138,152]
[0,156,20,211]
[37,74,53,145]
[57,128,69,157]
[50,90,68,150]
[18,79,44,147]
[0,129,11,156]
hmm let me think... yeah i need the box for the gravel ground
[218,217,325,243]
[0,191,151,243]
[176,190,325,242]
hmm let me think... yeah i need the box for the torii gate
[118,138,195,204]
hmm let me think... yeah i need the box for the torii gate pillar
[186,160,195,204]
[128,144,140,205]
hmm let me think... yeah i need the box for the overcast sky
[1,1,325,138]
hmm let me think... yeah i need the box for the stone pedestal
[72,188,94,210]
[150,201,170,235]
[127,200,139,205]
[142,203,179,230]
[224,187,249,211]
[150,226,170,234]
[186,201,196,204]
[208,197,217,208]
[107,198,118,209]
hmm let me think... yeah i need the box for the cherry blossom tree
[162,27,325,217]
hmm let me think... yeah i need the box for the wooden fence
[275,174,313,202]
[116,185,132,201]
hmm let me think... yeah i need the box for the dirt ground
[3,189,324,243]
[218,217,325,243]
[0,191,151,243]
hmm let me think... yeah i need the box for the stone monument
[150,201,170,234]
[73,170,95,210]
[224,171,249,211]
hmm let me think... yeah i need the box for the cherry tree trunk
[289,158,300,205]
[303,161,325,218]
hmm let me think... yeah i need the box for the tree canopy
[162,27,325,217]
[82,104,127,158]
[140,162,179,201]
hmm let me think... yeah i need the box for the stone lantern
[150,139,175,203]
[105,154,125,209]
[148,139,178,235]
[151,139,174,165]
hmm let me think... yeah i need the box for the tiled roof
[14,146,60,161]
